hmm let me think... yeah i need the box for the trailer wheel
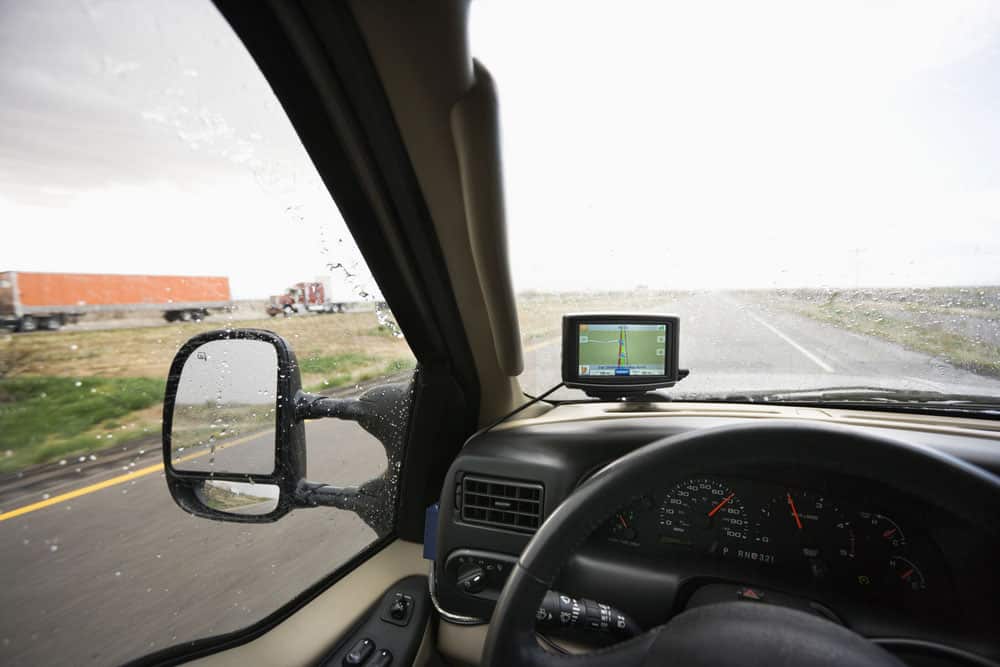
[190,310,205,322]
[17,315,38,332]
[40,316,63,331]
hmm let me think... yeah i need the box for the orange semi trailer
[0,271,232,332]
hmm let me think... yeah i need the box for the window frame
[127,0,480,663]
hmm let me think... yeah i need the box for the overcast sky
[2,0,999,297]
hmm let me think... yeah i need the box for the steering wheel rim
[480,421,1000,667]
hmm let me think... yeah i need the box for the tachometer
[657,478,753,554]
[762,489,854,578]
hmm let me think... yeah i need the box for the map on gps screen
[578,323,667,377]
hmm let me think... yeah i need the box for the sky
[2,0,1000,297]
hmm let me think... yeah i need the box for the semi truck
[0,271,232,332]
[266,280,347,317]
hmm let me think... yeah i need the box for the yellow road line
[0,462,165,522]
[0,430,271,523]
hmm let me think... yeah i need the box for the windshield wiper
[714,386,1000,417]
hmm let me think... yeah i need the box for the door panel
[191,540,427,666]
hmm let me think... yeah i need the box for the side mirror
[161,328,411,532]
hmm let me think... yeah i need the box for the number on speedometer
[657,478,752,553]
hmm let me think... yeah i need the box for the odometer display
[658,478,752,554]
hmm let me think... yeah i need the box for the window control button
[343,638,375,666]
[389,596,410,619]
[368,649,393,667]
[380,592,414,626]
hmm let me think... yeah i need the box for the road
[520,292,1000,398]
[3,292,1000,666]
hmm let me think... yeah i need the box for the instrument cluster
[601,476,941,601]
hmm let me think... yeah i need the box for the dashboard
[433,404,1000,664]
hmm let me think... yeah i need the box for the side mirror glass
[170,338,279,476]
[195,480,281,516]
[162,329,305,522]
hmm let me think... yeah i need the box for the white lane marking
[745,311,835,373]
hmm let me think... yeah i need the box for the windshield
[471,2,1000,407]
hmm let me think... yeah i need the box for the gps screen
[577,322,667,377]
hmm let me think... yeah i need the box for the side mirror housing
[161,328,412,532]
[161,329,305,522]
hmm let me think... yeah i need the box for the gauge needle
[787,493,803,530]
[899,568,914,581]
[707,493,735,517]
[618,514,628,528]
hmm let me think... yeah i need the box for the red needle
[708,493,735,517]
[787,493,803,530]
[900,568,914,581]
[618,514,628,528]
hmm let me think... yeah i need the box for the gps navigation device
[562,313,680,398]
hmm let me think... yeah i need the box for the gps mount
[579,368,690,400]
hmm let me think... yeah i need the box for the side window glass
[0,2,413,664]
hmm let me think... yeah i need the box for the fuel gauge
[859,512,907,550]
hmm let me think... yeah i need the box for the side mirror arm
[295,392,371,422]
[291,383,412,535]
[293,477,393,535]
[294,384,410,459]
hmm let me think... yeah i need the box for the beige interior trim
[438,619,490,667]
[493,400,1000,441]
[348,0,524,425]
[188,539,427,667]
[451,60,524,378]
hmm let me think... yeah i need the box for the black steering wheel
[481,421,1000,666]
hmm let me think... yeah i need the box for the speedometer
[657,478,754,554]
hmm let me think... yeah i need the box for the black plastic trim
[318,575,431,667]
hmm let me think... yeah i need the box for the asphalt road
[4,291,1000,666]
[0,418,389,667]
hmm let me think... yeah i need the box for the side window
[0,2,413,665]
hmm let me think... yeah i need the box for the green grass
[298,353,374,375]
[0,376,165,473]
[299,353,415,392]
[767,292,1000,379]
[300,353,375,391]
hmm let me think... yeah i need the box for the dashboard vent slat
[460,475,544,533]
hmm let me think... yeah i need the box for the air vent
[460,475,544,533]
